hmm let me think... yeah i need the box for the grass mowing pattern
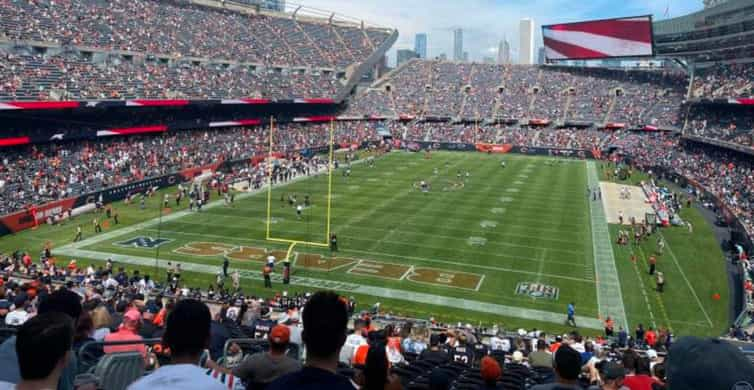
[0,152,729,336]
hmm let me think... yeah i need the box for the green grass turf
[0,152,729,336]
[598,162,729,337]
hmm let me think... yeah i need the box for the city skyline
[297,0,704,66]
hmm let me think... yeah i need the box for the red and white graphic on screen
[543,16,653,60]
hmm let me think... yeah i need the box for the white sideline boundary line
[660,232,714,328]
[54,152,607,330]
[586,161,628,329]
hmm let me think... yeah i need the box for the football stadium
[1,0,754,388]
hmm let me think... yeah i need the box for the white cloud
[294,0,703,65]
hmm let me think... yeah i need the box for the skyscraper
[519,18,535,65]
[415,33,428,59]
[453,28,464,61]
[497,38,511,64]
[537,47,546,65]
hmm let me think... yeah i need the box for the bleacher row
[0,52,342,100]
[346,60,688,128]
[0,0,389,69]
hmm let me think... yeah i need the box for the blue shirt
[567,304,575,316]
[268,366,356,390]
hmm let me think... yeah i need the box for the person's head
[622,350,638,373]
[301,291,348,361]
[601,362,625,389]
[537,339,547,351]
[74,310,94,344]
[635,357,651,375]
[122,309,142,331]
[480,356,502,385]
[16,312,74,383]
[38,289,82,321]
[363,342,389,390]
[90,306,112,329]
[269,324,290,354]
[554,345,581,382]
[667,337,754,390]
[163,299,211,360]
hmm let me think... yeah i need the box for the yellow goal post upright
[265,116,336,261]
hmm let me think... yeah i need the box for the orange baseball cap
[269,324,290,344]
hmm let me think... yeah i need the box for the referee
[330,233,338,254]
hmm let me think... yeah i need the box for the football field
[3,151,730,336]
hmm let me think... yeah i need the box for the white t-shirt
[127,364,226,390]
[339,333,367,364]
[489,336,510,352]
[4,310,29,326]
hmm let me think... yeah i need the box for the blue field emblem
[115,236,172,249]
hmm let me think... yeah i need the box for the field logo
[515,282,559,300]
[115,236,172,249]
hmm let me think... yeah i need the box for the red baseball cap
[480,356,502,382]
[269,324,290,344]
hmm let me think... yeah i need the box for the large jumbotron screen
[542,15,654,60]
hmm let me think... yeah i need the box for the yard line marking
[586,161,628,328]
[208,210,589,239]
[660,232,714,328]
[52,247,605,330]
[132,228,596,283]
[142,226,589,268]
[474,274,486,292]
[188,214,589,257]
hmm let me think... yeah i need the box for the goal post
[265,116,335,252]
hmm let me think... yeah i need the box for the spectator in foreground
[587,362,625,390]
[127,299,225,390]
[104,310,146,360]
[419,334,450,364]
[0,312,75,390]
[4,295,29,327]
[362,342,402,390]
[233,324,301,386]
[531,345,583,390]
[529,339,553,368]
[666,337,754,390]
[268,291,356,390]
[479,356,502,389]
[0,289,82,390]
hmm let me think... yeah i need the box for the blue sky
[296,0,704,65]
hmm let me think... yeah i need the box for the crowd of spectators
[344,89,396,118]
[0,122,382,217]
[692,62,754,99]
[685,105,754,147]
[0,249,753,389]
[0,52,341,100]
[0,0,388,69]
[361,61,687,128]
